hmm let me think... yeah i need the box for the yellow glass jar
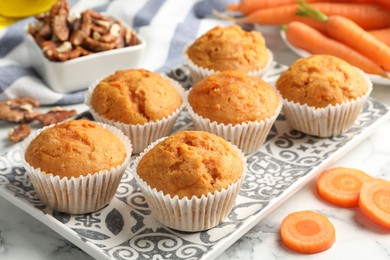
[0,0,57,18]
[0,15,21,28]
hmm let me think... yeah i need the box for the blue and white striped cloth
[0,0,234,105]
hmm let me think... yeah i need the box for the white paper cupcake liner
[132,136,247,232]
[184,47,274,84]
[19,122,132,214]
[186,90,283,154]
[85,75,186,154]
[281,72,373,137]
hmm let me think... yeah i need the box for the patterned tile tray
[0,63,389,260]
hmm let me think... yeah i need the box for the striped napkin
[0,0,235,105]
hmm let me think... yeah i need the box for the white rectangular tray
[0,64,389,260]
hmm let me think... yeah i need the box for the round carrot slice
[316,167,372,208]
[280,210,336,254]
[359,178,390,229]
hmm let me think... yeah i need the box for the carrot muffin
[25,119,126,178]
[133,131,246,231]
[276,55,372,137]
[137,130,243,198]
[91,69,182,124]
[188,70,280,125]
[276,55,369,108]
[85,68,185,153]
[185,25,273,83]
[21,119,132,214]
[187,70,282,154]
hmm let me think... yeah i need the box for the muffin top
[188,70,280,125]
[25,119,126,179]
[91,69,182,124]
[276,55,369,108]
[186,25,269,72]
[136,131,243,199]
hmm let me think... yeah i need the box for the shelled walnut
[1,97,79,143]
[35,107,77,126]
[8,124,31,143]
[0,97,41,123]
[28,0,141,62]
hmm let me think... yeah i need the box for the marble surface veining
[1,21,390,260]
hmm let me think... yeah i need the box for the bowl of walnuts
[25,0,145,93]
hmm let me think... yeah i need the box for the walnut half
[0,97,40,123]
[35,107,77,126]
[8,124,31,143]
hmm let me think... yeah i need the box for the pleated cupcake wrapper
[19,122,132,214]
[281,72,373,137]
[186,91,283,154]
[85,75,186,154]
[132,136,247,232]
[184,47,274,84]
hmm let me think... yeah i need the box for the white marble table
[1,25,390,260]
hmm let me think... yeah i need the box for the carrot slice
[316,167,373,208]
[359,179,390,229]
[280,210,336,254]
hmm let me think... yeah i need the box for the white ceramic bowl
[25,16,145,93]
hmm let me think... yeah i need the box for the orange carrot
[316,167,373,208]
[358,179,390,229]
[280,210,336,254]
[226,0,390,15]
[284,21,388,76]
[221,3,390,30]
[227,0,390,15]
[375,0,390,10]
[324,15,390,71]
[215,4,325,31]
[226,0,326,15]
[298,2,390,30]
[369,28,390,46]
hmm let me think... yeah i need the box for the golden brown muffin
[186,25,269,72]
[137,131,243,199]
[25,119,126,179]
[276,55,368,108]
[91,69,182,124]
[188,70,280,125]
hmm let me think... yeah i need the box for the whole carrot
[284,21,388,76]
[375,0,390,10]
[227,0,390,15]
[309,3,390,30]
[226,0,326,15]
[220,3,390,30]
[216,4,325,31]
[369,28,390,46]
[324,15,390,71]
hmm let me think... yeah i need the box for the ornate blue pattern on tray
[0,63,389,260]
